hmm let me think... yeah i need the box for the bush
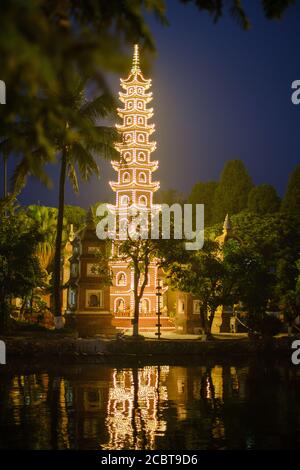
[260,314,283,337]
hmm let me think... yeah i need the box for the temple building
[65,46,235,337]
[108,44,161,324]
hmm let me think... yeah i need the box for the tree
[213,160,253,223]
[156,188,185,206]
[165,239,228,337]
[232,210,300,296]
[117,237,158,338]
[281,164,300,217]
[48,79,117,325]
[181,0,297,29]
[247,184,280,215]
[64,205,87,232]
[188,181,217,227]
[0,1,166,142]
[0,203,46,332]
[26,205,64,272]
[224,244,275,333]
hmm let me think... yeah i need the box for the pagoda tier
[110,44,159,212]
[111,160,159,172]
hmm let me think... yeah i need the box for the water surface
[0,360,299,449]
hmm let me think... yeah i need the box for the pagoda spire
[109,43,159,213]
[131,44,141,74]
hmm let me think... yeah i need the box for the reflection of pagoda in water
[102,366,169,450]
[2,365,257,450]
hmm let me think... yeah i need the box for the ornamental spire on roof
[131,44,141,74]
[109,42,159,211]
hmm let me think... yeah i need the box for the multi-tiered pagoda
[109,45,161,320]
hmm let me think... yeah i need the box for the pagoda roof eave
[119,92,153,100]
[114,142,157,151]
[116,123,155,133]
[121,73,151,86]
[111,161,159,171]
[110,181,160,191]
[117,107,154,116]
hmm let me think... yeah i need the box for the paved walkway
[123,331,248,340]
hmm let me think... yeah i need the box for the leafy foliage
[247,184,280,215]
[213,160,253,223]
[281,163,300,218]
[0,203,46,332]
[188,181,217,227]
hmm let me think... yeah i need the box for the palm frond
[67,162,79,193]
[230,0,251,30]
[80,93,117,121]
[70,142,100,181]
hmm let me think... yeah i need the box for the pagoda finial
[69,223,75,242]
[223,213,231,232]
[131,44,141,74]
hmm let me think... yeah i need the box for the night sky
[2,0,300,208]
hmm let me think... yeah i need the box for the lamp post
[155,279,162,339]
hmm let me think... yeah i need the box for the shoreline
[1,333,298,365]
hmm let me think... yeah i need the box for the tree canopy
[247,184,280,215]
[213,160,253,223]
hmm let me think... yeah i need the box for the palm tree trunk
[53,146,67,324]
[3,154,8,199]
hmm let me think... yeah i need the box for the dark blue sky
[3,0,300,208]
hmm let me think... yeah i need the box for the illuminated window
[137,101,143,109]
[127,101,133,109]
[119,218,129,237]
[140,298,150,314]
[137,116,144,125]
[138,133,145,142]
[125,133,132,142]
[120,195,129,206]
[178,299,185,314]
[139,172,146,183]
[116,272,127,286]
[123,172,130,183]
[193,300,201,315]
[126,116,132,125]
[128,87,134,95]
[138,151,146,161]
[137,87,143,94]
[139,273,149,286]
[115,298,125,313]
[86,290,103,308]
[68,288,76,307]
[139,195,147,206]
[123,151,131,161]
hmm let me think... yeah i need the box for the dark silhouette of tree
[213,160,253,223]
[188,181,217,227]
[247,184,280,215]
[181,0,297,29]
[281,164,300,218]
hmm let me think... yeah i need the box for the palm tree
[26,205,61,272]
[11,76,118,326]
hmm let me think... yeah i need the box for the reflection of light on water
[211,366,223,400]
[212,417,225,440]
[102,366,169,450]
[230,367,240,393]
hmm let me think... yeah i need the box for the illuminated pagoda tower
[109,44,161,322]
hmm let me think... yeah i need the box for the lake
[0,359,299,449]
